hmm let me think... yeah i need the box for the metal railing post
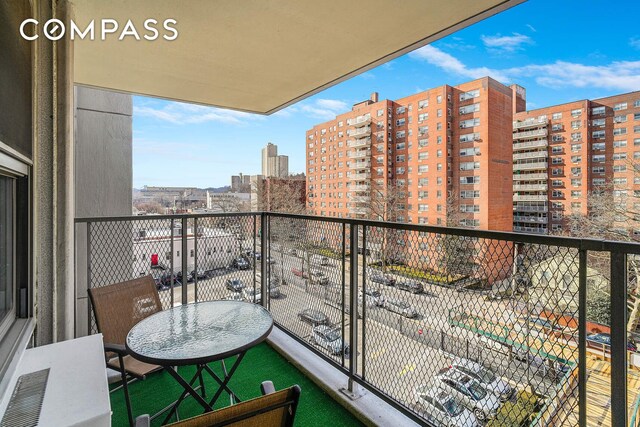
[86,221,92,334]
[578,249,587,427]
[348,223,359,394]
[181,217,188,304]
[341,223,346,368]
[361,225,367,381]
[260,213,268,308]
[610,250,628,427]
[193,217,198,303]
[170,218,175,307]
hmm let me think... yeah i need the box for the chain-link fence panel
[76,213,640,427]
[360,225,582,427]
[267,215,351,369]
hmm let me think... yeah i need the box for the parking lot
[156,245,568,424]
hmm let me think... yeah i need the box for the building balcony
[71,212,640,427]
[349,161,371,170]
[349,172,371,180]
[347,127,371,138]
[513,204,548,213]
[350,195,370,203]
[349,206,369,215]
[513,118,549,130]
[513,139,548,151]
[348,117,372,128]
[349,184,370,192]
[348,138,371,149]
[513,172,549,181]
[513,128,548,140]
[513,215,548,224]
[513,151,549,161]
[513,194,548,202]
[513,184,548,192]
[513,161,548,171]
[513,225,548,234]
[348,150,371,159]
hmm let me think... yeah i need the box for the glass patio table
[126,300,273,424]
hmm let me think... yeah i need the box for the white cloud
[408,45,509,82]
[409,45,640,92]
[511,61,640,92]
[134,102,263,125]
[481,33,532,53]
[299,99,349,119]
[526,24,537,33]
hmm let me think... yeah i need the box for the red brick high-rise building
[512,91,640,234]
[306,77,519,233]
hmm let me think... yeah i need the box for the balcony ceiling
[73,0,522,114]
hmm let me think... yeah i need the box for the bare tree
[133,200,164,214]
[436,195,478,279]
[562,181,640,331]
[251,177,306,214]
[366,178,407,272]
[209,195,249,213]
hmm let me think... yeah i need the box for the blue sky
[133,0,640,188]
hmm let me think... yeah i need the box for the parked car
[415,385,478,427]
[231,257,250,270]
[291,268,309,279]
[176,270,193,283]
[268,282,281,298]
[383,298,418,318]
[159,272,181,287]
[154,277,170,291]
[359,289,385,307]
[225,292,244,301]
[395,280,423,294]
[312,255,330,266]
[450,358,514,402]
[310,270,329,285]
[356,247,371,255]
[435,367,501,422]
[510,348,548,377]
[225,278,246,292]
[244,250,261,260]
[190,269,208,280]
[586,332,637,352]
[242,288,262,304]
[370,273,396,286]
[311,325,349,355]
[297,308,329,326]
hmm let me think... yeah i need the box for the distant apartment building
[512,91,640,234]
[139,186,208,206]
[250,175,306,212]
[231,173,251,192]
[305,77,518,233]
[262,142,289,177]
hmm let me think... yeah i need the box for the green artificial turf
[110,342,364,426]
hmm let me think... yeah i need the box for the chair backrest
[88,275,163,346]
[168,385,301,427]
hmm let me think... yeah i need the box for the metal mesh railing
[76,212,639,427]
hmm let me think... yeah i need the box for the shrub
[486,391,538,427]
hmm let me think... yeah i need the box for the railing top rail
[75,211,640,253]
[74,211,260,223]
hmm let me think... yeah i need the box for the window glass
[0,175,14,327]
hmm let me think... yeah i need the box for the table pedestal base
[162,352,246,425]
